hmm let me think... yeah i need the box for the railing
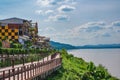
[0,53,62,80]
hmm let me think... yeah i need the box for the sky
[0,0,120,46]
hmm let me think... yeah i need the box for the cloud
[117,30,120,32]
[71,22,106,33]
[102,33,111,37]
[108,21,120,32]
[35,10,44,15]
[36,0,51,6]
[68,21,120,40]
[50,0,66,5]
[112,21,120,27]
[43,21,120,43]
[39,21,120,45]
[45,10,54,14]
[35,9,53,15]
[36,0,76,7]
[35,0,77,22]
[45,27,56,32]
[46,14,69,21]
[58,5,75,12]
[36,0,65,7]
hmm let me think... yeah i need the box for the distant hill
[77,44,120,49]
[50,41,120,49]
[50,41,76,50]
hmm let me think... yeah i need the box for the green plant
[0,41,2,48]
[11,43,22,48]
[46,49,119,80]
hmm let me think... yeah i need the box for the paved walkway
[0,54,60,80]
[0,53,61,72]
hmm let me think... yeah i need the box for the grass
[46,49,119,80]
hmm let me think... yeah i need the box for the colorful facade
[0,25,19,41]
[0,17,38,42]
[0,17,50,48]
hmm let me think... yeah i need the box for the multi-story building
[0,17,50,48]
[0,17,38,42]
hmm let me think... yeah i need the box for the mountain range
[50,41,120,50]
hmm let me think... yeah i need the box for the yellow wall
[0,25,19,41]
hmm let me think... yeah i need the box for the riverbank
[68,49,120,78]
[46,49,119,80]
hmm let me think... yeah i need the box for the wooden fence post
[12,59,14,69]
[0,53,61,80]
[13,68,15,80]
[3,71,5,80]
[8,69,10,80]
[21,67,23,80]
[27,65,29,79]
[17,68,19,80]
[24,66,26,80]
[30,65,32,78]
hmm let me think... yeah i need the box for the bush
[46,49,119,80]
[0,41,2,48]
[11,43,22,48]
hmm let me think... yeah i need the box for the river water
[68,49,120,78]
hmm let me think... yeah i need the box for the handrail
[0,53,62,80]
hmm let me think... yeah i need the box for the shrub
[0,41,2,48]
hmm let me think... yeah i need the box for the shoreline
[68,49,120,78]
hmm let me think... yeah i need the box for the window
[15,32,18,35]
[12,36,14,39]
[19,26,22,35]
[8,33,11,35]
[19,30,22,35]
[2,26,5,29]
[2,33,5,35]
[5,29,8,32]
[11,29,14,32]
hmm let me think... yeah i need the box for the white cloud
[36,0,51,6]
[35,0,77,22]
[39,21,120,45]
[71,22,106,33]
[45,10,53,14]
[45,27,56,32]
[58,5,75,12]
[46,14,69,21]
[36,0,65,7]
[112,21,120,27]
[68,21,120,40]
[101,33,111,37]
[35,10,44,15]
[35,9,54,15]
[36,0,76,6]
[107,21,120,32]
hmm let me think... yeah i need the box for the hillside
[77,44,120,49]
[46,49,119,80]
[50,41,120,49]
[50,41,76,50]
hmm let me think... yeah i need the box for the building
[0,17,38,43]
[37,36,50,48]
[0,17,50,48]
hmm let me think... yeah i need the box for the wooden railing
[0,53,62,80]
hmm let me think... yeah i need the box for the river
[68,48,120,78]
